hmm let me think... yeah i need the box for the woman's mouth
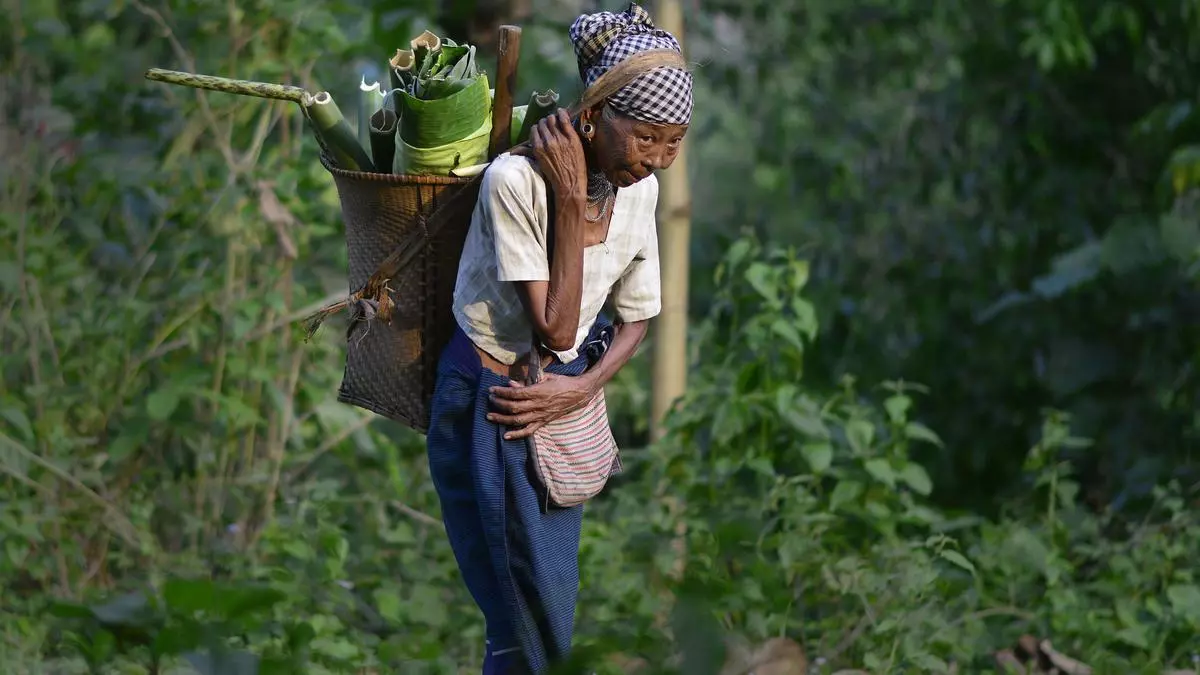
[617,169,645,186]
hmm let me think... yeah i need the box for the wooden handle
[488,25,522,160]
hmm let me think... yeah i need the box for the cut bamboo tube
[302,91,375,172]
[516,89,559,145]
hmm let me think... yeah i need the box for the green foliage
[687,0,1200,513]
[2,0,1199,673]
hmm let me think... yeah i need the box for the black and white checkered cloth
[569,2,694,126]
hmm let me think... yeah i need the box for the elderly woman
[424,4,692,674]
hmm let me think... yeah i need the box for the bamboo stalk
[303,91,375,172]
[145,67,375,172]
[144,68,309,103]
[358,76,385,153]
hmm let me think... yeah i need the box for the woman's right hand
[510,110,588,206]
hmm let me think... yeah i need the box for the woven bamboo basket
[320,154,481,432]
[312,24,524,433]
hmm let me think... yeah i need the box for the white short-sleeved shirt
[452,152,662,365]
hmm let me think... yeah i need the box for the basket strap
[355,174,485,318]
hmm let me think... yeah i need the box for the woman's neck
[583,150,615,195]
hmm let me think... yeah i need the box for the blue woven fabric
[427,318,615,674]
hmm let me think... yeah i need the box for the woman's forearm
[514,195,586,352]
[540,196,587,349]
[581,319,649,394]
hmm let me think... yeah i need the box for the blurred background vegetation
[2,0,1199,673]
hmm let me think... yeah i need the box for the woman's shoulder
[483,152,545,195]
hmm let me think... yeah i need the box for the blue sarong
[426,317,615,675]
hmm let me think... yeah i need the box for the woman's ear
[577,107,600,142]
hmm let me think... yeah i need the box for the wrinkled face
[582,104,689,188]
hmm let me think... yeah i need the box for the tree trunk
[649,0,691,441]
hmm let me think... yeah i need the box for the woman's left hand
[487,374,597,441]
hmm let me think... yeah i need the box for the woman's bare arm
[487,318,650,440]
[578,319,649,393]
[513,195,587,352]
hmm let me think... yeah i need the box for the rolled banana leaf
[359,76,385,152]
[419,45,478,99]
[369,107,398,175]
[510,105,528,147]
[389,49,414,92]
[304,91,374,172]
[394,115,492,176]
[398,73,491,148]
[516,89,560,145]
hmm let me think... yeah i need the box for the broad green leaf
[146,387,181,421]
[744,262,779,305]
[0,408,33,441]
[938,549,975,575]
[746,456,774,476]
[712,399,748,445]
[1167,584,1200,623]
[904,422,943,447]
[883,395,911,424]
[725,238,753,270]
[788,259,810,290]
[107,422,148,462]
[47,600,94,620]
[801,442,833,473]
[1113,626,1149,649]
[829,480,863,511]
[410,585,447,627]
[164,579,285,619]
[374,587,403,624]
[899,462,933,495]
[89,591,152,627]
[863,458,895,487]
[163,579,217,613]
[770,318,805,353]
[846,419,875,453]
[152,623,202,658]
[791,297,819,338]
[773,384,797,415]
[781,403,829,439]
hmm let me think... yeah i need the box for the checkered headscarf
[569,3,693,126]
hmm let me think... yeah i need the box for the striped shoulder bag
[524,336,622,509]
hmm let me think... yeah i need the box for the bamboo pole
[145,68,309,103]
[144,68,374,172]
[488,25,522,159]
[649,0,691,441]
